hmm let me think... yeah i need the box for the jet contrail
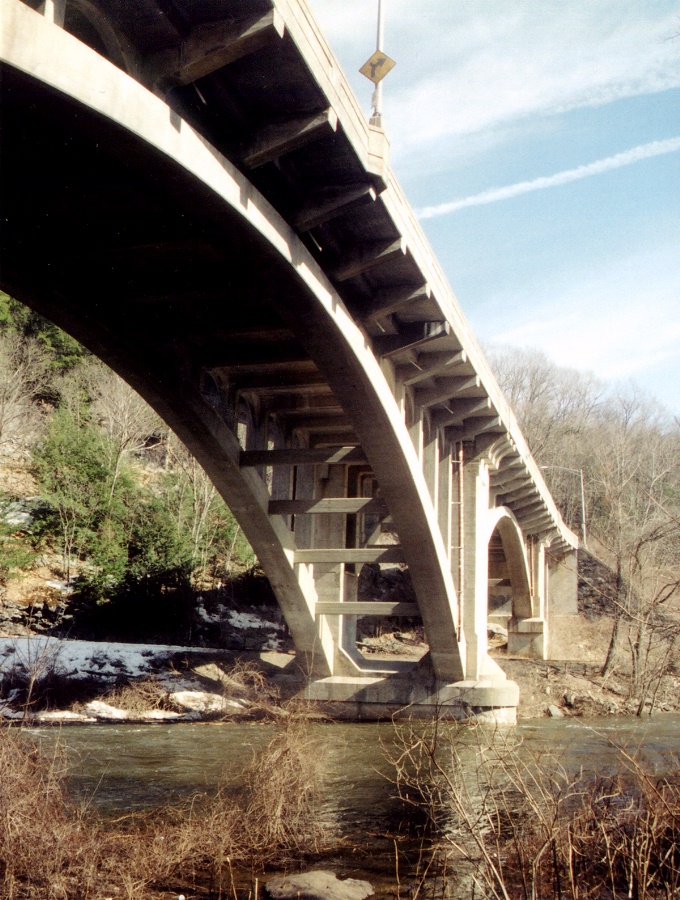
[417,136,680,219]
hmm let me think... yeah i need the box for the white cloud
[307,1,680,155]
[416,136,680,218]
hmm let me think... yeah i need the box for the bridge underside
[0,0,579,719]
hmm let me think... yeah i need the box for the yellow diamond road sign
[359,50,396,84]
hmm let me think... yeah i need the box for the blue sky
[307,1,680,415]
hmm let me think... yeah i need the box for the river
[27,714,680,886]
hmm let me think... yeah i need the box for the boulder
[266,871,373,900]
[84,700,129,720]
[168,690,246,714]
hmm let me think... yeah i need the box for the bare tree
[587,391,680,703]
[489,346,601,461]
[0,335,49,458]
[164,433,251,585]
[492,348,680,710]
[489,346,602,532]
[86,361,163,500]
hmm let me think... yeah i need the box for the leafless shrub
[97,676,171,713]
[0,637,79,711]
[239,716,327,858]
[386,717,680,900]
[0,730,104,898]
[0,335,49,460]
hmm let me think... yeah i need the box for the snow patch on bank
[0,636,219,680]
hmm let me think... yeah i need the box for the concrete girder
[431,397,492,429]
[400,350,468,387]
[521,513,556,533]
[491,464,528,486]
[143,8,286,92]
[482,435,516,469]
[244,107,338,170]
[269,497,388,515]
[331,238,408,282]
[374,321,454,358]
[498,484,537,504]
[293,184,377,232]
[316,602,419,617]
[295,547,405,564]
[415,376,482,410]
[358,282,431,324]
[493,477,533,500]
[511,497,547,515]
[241,447,367,467]
[447,416,502,444]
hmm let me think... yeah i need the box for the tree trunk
[600,559,624,678]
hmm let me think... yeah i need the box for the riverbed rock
[168,689,246,714]
[37,710,97,723]
[547,704,564,717]
[84,700,129,720]
[266,871,374,900]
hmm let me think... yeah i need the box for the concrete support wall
[548,548,579,616]
[438,440,453,569]
[531,539,548,619]
[311,464,353,675]
[503,536,549,659]
[461,452,490,680]
[423,423,439,510]
[546,548,580,659]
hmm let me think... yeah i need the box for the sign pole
[359,0,395,128]
[372,0,385,126]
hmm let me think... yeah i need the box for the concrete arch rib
[487,508,532,620]
[0,2,464,682]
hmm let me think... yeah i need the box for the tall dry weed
[387,718,680,900]
[0,708,328,899]
[159,711,328,895]
[0,729,103,898]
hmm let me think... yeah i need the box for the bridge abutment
[546,547,580,659]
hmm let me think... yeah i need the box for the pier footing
[275,673,519,723]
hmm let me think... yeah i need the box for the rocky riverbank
[0,634,301,724]
[2,625,679,723]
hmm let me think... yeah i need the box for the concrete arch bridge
[0,0,579,719]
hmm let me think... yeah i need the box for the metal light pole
[359,0,395,129]
[540,466,587,548]
[372,0,385,126]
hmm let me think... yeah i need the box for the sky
[306,1,680,416]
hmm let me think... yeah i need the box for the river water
[27,714,680,884]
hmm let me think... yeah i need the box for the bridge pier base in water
[274,664,520,723]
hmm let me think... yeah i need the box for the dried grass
[387,717,680,900]
[0,730,103,899]
[0,708,329,899]
[98,676,171,713]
